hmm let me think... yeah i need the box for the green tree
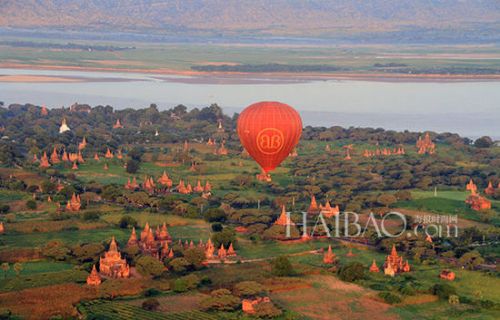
[271,256,295,277]
[126,159,140,174]
[458,251,484,270]
[182,248,206,269]
[338,262,365,282]
[26,200,37,210]
[233,281,265,298]
[42,240,70,261]
[474,136,493,148]
[211,228,237,248]
[168,258,191,274]
[377,194,397,207]
[136,256,165,277]
[142,298,160,311]
[13,262,23,277]
[378,291,402,304]
[199,289,240,311]
[72,243,105,263]
[119,215,138,228]
[254,302,282,318]
[432,283,457,300]
[1,262,9,278]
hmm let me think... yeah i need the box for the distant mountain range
[0,0,499,42]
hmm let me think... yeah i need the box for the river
[0,68,498,139]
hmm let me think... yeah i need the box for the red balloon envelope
[237,101,302,173]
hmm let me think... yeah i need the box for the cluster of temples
[35,144,123,170]
[307,195,340,217]
[124,223,237,262]
[65,193,81,212]
[416,133,436,154]
[465,179,492,211]
[321,246,400,277]
[124,171,212,198]
[205,238,237,261]
[86,228,239,285]
[203,137,228,155]
[382,245,411,277]
[127,222,173,259]
[363,147,405,158]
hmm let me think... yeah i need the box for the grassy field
[0,260,86,292]
[1,41,500,75]
[396,190,500,225]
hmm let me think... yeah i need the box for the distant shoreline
[1,63,500,84]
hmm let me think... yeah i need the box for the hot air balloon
[237,101,302,176]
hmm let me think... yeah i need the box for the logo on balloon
[256,128,285,155]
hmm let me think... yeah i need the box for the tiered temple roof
[194,180,204,193]
[323,245,336,264]
[86,265,102,286]
[59,118,71,134]
[204,181,212,193]
[69,153,78,162]
[217,119,224,132]
[66,193,81,211]
[129,222,172,259]
[307,195,319,214]
[416,133,436,154]
[319,201,339,218]
[99,237,130,278]
[40,105,49,116]
[274,205,295,226]
[217,142,228,155]
[465,179,491,211]
[343,145,353,160]
[369,260,380,273]
[105,148,114,159]
[50,147,60,164]
[466,179,478,194]
[466,194,491,211]
[217,244,227,260]
[113,119,123,129]
[485,181,495,195]
[143,176,156,193]
[78,137,87,150]
[39,152,50,168]
[383,245,410,276]
[157,171,173,187]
